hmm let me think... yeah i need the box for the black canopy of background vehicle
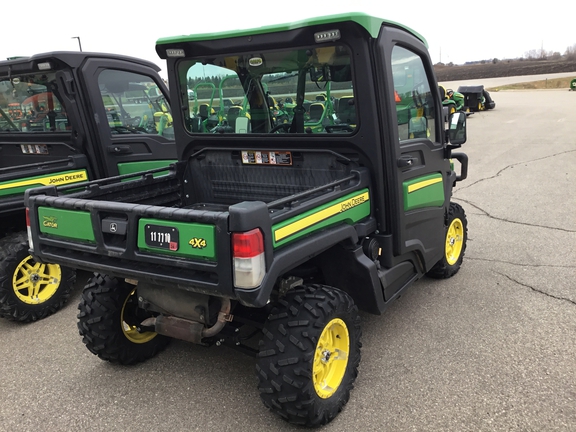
[456,85,496,111]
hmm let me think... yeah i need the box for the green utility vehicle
[0,52,175,321]
[26,14,468,426]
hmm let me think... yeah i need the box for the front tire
[427,202,468,279]
[77,274,170,365]
[256,285,362,427]
[0,231,75,322]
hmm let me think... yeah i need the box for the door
[378,27,449,273]
[80,59,176,178]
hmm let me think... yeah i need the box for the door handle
[108,145,133,154]
[397,156,415,168]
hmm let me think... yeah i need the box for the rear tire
[77,274,170,365]
[427,202,467,279]
[0,231,75,322]
[256,285,361,427]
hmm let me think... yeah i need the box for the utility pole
[72,36,82,52]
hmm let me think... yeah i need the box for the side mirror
[447,111,466,146]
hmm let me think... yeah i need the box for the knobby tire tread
[77,273,170,365]
[256,284,361,427]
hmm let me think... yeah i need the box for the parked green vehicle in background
[26,14,468,426]
[0,52,175,322]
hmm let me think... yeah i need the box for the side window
[0,73,70,133]
[97,70,172,136]
[391,46,436,142]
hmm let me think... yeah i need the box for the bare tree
[565,44,576,60]
[524,48,553,60]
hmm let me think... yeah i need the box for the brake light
[232,228,265,289]
[26,208,34,250]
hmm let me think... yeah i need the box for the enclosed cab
[0,52,175,321]
[26,14,467,426]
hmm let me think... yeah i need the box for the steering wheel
[128,116,142,127]
[270,123,291,133]
[325,124,354,133]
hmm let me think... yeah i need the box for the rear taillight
[232,228,265,289]
[26,208,34,250]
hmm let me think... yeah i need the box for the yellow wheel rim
[13,255,61,304]
[121,289,157,344]
[313,318,350,399]
[445,218,464,266]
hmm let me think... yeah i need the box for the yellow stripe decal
[0,170,88,191]
[274,191,369,242]
[407,177,442,193]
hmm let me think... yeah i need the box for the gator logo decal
[42,216,58,229]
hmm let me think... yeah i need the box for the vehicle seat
[226,105,243,129]
[337,96,356,125]
[308,103,325,123]
[198,104,210,120]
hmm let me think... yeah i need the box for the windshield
[0,72,69,133]
[178,44,355,134]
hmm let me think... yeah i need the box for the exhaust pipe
[141,298,232,344]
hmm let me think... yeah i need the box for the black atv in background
[457,85,496,111]
[0,52,175,322]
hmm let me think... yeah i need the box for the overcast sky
[2,0,573,79]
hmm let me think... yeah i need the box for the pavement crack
[468,257,575,269]
[456,149,575,191]
[455,198,576,233]
[495,271,576,306]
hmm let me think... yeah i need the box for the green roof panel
[156,12,426,47]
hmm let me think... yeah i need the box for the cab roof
[0,51,160,77]
[156,12,427,47]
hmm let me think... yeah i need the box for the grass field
[488,77,575,91]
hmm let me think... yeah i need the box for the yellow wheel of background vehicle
[313,318,350,399]
[257,285,361,427]
[0,232,75,322]
[13,256,61,304]
[427,202,468,279]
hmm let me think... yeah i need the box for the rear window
[178,45,356,135]
[0,72,69,133]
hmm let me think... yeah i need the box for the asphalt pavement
[1,83,575,432]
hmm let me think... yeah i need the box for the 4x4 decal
[189,237,207,249]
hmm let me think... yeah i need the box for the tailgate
[27,195,237,297]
